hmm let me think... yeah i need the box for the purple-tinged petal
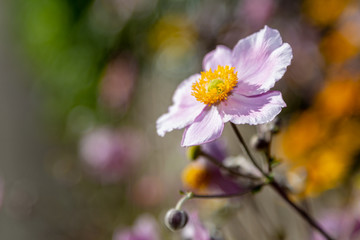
[351,219,360,238]
[182,212,212,240]
[213,172,245,194]
[156,74,206,137]
[220,91,286,125]
[203,45,232,71]
[232,26,293,95]
[202,140,227,162]
[311,211,353,240]
[113,214,159,240]
[114,231,132,240]
[181,106,224,147]
[132,215,160,240]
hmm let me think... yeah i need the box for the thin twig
[190,183,265,199]
[230,123,334,240]
[199,151,260,180]
[265,133,273,173]
[230,123,266,175]
[270,181,334,240]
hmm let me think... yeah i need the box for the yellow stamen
[192,65,238,105]
[181,164,210,190]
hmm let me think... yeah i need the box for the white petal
[156,74,205,136]
[232,26,293,95]
[220,91,286,125]
[181,106,224,147]
[202,45,232,71]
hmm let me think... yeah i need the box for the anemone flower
[157,26,292,147]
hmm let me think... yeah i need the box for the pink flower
[113,214,160,240]
[312,211,360,240]
[79,127,142,183]
[182,212,213,240]
[99,55,137,113]
[156,26,292,147]
[241,0,276,28]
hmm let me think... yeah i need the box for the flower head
[156,26,292,146]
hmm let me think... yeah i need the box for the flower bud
[186,145,201,161]
[164,208,189,231]
[250,135,269,151]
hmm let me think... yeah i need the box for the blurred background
[1,0,360,239]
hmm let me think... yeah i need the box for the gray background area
[0,1,81,239]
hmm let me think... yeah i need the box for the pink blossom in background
[100,56,137,113]
[79,127,143,183]
[113,214,160,240]
[312,211,360,240]
[182,212,213,240]
[157,26,292,147]
[241,0,276,28]
[281,23,323,96]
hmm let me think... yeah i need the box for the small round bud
[186,145,201,161]
[164,208,189,231]
[250,135,269,151]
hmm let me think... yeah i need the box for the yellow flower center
[192,65,238,105]
[181,164,210,190]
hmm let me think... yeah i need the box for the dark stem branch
[230,123,334,240]
[270,182,334,240]
[199,151,260,180]
[230,123,266,175]
[190,183,265,199]
[265,133,273,173]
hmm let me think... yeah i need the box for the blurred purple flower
[113,214,160,240]
[79,127,142,183]
[281,23,323,96]
[100,55,137,113]
[202,141,245,194]
[182,141,248,194]
[157,26,292,147]
[241,0,276,28]
[312,211,360,240]
[182,212,212,240]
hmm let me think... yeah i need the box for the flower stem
[230,123,266,175]
[230,123,334,240]
[199,151,260,180]
[190,183,265,199]
[265,134,273,173]
[175,192,193,210]
[270,181,334,240]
